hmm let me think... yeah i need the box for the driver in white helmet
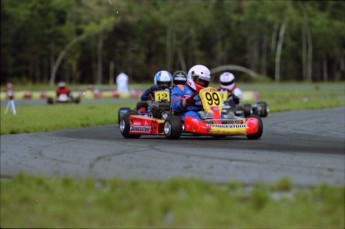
[170,64,211,122]
[56,81,71,97]
[218,72,242,108]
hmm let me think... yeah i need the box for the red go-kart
[119,87,263,140]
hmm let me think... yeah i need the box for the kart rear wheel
[120,112,141,138]
[47,97,54,104]
[243,104,252,118]
[164,115,182,139]
[118,107,131,124]
[246,115,263,140]
[74,97,81,104]
[257,102,268,117]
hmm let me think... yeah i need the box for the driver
[56,81,70,97]
[138,70,172,113]
[140,70,172,101]
[170,64,211,122]
[218,72,242,108]
[172,70,187,86]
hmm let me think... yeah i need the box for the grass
[0,103,132,135]
[1,174,344,228]
[1,82,344,135]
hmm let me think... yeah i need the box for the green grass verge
[1,82,344,135]
[1,174,344,228]
[0,103,132,135]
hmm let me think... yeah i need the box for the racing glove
[182,96,195,108]
[231,94,240,105]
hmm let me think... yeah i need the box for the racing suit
[218,83,242,108]
[139,85,171,114]
[56,87,70,97]
[170,84,202,122]
[140,85,158,101]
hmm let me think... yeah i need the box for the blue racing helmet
[154,70,172,88]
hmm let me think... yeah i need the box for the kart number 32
[154,91,170,102]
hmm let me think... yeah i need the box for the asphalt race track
[1,107,344,187]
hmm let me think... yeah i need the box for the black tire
[164,115,182,139]
[119,111,141,138]
[47,97,54,104]
[75,97,81,104]
[243,104,252,118]
[246,115,263,140]
[118,107,131,124]
[257,101,268,117]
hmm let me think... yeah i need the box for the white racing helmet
[154,70,172,89]
[187,65,211,91]
[219,72,235,89]
[58,81,66,88]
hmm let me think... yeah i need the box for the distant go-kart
[218,91,269,118]
[47,94,81,104]
[119,87,263,140]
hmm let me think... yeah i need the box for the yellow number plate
[199,87,222,112]
[219,91,228,101]
[154,90,170,102]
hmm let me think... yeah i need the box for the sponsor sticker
[207,124,247,128]
[130,126,151,132]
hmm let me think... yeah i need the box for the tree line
[1,0,344,85]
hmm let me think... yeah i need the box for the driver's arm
[140,85,157,101]
[170,86,185,113]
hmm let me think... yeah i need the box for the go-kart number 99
[154,91,170,102]
[205,92,220,106]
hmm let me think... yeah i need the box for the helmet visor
[221,80,234,86]
[195,77,209,87]
[157,81,171,88]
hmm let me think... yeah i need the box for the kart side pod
[245,115,263,139]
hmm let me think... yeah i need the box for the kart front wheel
[164,116,182,139]
[118,107,131,124]
[119,112,141,138]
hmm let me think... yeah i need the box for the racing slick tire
[119,111,141,138]
[257,101,268,117]
[74,96,81,104]
[246,115,263,140]
[243,104,252,118]
[118,107,131,124]
[47,97,54,104]
[164,115,182,139]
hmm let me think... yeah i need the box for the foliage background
[1,0,344,85]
